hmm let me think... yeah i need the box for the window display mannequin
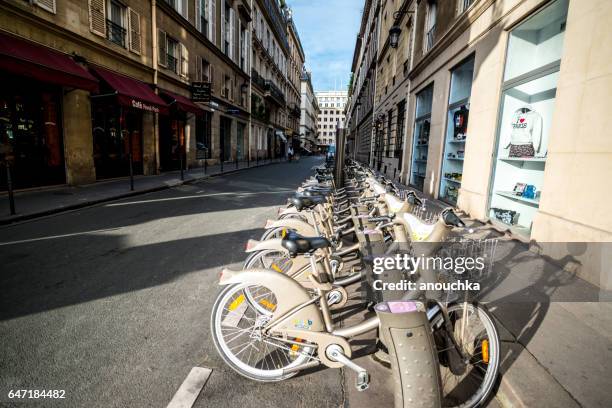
[453,105,469,140]
[506,105,542,157]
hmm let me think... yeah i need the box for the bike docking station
[375,300,442,408]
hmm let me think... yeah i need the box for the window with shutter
[34,0,56,13]
[128,8,141,54]
[229,8,235,61]
[209,0,216,45]
[195,0,201,31]
[181,0,188,20]
[220,1,226,53]
[89,0,106,37]
[158,30,167,67]
[180,43,189,78]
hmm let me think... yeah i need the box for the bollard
[204,158,207,174]
[128,152,134,191]
[180,151,184,181]
[235,156,238,170]
[375,301,442,408]
[220,152,224,173]
[5,162,16,215]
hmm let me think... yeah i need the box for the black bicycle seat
[281,231,332,256]
[289,195,326,211]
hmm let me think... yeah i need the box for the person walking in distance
[287,146,294,162]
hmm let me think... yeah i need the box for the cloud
[288,0,362,91]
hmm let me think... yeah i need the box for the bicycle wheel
[430,303,500,408]
[261,226,295,240]
[243,249,294,314]
[211,283,315,381]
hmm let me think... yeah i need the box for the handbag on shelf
[513,183,527,196]
[508,143,535,158]
[491,207,519,226]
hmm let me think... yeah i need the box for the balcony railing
[425,25,436,53]
[264,80,285,106]
[251,68,266,90]
[289,103,301,117]
[459,0,474,14]
[106,19,126,48]
[167,54,178,73]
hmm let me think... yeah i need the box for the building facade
[345,0,380,164]
[345,0,612,289]
[316,90,347,149]
[285,11,305,151]
[0,0,256,192]
[251,0,290,159]
[299,70,319,152]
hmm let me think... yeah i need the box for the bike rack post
[375,301,442,408]
[5,162,16,215]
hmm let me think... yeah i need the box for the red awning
[159,89,203,115]
[0,32,98,92]
[90,66,168,114]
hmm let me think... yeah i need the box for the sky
[288,0,363,92]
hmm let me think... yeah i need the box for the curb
[0,162,278,226]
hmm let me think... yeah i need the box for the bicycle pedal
[356,371,370,391]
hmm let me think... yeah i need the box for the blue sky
[288,0,362,92]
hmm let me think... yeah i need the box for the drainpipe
[151,0,160,173]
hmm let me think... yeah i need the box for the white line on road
[105,189,295,207]
[167,367,212,408]
[0,227,122,247]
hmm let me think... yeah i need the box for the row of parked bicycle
[210,160,500,408]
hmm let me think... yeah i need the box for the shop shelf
[495,190,540,206]
[443,177,461,184]
[449,139,466,144]
[446,157,464,161]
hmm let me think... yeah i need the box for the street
[0,157,343,408]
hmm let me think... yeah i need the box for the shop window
[196,112,212,159]
[409,84,433,190]
[488,0,569,237]
[440,56,474,205]
[395,100,406,164]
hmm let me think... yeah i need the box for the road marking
[105,190,294,207]
[167,367,212,408]
[0,227,122,247]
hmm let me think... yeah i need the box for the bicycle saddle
[281,231,332,256]
[289,195,327,211]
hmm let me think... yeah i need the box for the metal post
[204,157,207,174]
[220,152,223,173]
[129,152,134,191]
[235,155,238,170]
[179,150,184,181]
[5,162,16,215]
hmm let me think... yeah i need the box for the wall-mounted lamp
[389,9,415,49]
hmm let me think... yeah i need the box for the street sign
[191,82,211,102]
[227,108,240,115]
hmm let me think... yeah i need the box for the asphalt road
[0,157,343,408]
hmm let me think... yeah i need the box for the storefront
[409,85,433,191]
[90,67,167,180]
[0,32,98,190]
[159,89,202,172]
[487,0,568,237]
[439,56,474,205]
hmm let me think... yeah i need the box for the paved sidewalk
[0,159,284,224]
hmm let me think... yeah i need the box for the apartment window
[386,110,393,157]
[107,0,127,48]
[396,100,406,162]
[198,0,209,35]
[457,0,475,15]
[240,23,248,71]
[166,36,180,74]
[223,75,232,100]
[197,57,211,82]
[222,1,233,57]
[165,0,187,19]
[424,0,437,53]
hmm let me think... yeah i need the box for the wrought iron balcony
[106,19,126,48]
[289,103,301,117]
[264,80,285,106]
[167,54,178,73]
[251,68,266,90]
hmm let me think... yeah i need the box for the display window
[488,0,568,237]
[439,56,474,205]
[0,75,65,190]
[409,84,434,190]
[196,112,212,159]
[92,105,143,179]
[160,112,187,171]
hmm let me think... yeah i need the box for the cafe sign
[191,82,212,102]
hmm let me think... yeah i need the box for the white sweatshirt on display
[507,107,543,152]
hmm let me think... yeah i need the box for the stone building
[285,11,305,150]
[251,0,290,159]
[345,0,612,288]
[299,69,319,153]
[316,90,347,150]
[0,0,254,192]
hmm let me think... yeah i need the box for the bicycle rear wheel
[211,283,315,382]
[430,303,500,408]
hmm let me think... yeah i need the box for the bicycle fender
[218,267,325,332]
[245,238,287,254]
[264,219,316,236]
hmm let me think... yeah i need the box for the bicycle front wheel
[431,303,500,408]
[210,283,315,382]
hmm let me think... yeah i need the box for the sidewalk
[0,158,282,225]
[390,180,612,407]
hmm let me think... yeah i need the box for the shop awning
[159,89,203,115]
[275,131,287,142]
[0,32,98,92]
[90,66,168,114]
